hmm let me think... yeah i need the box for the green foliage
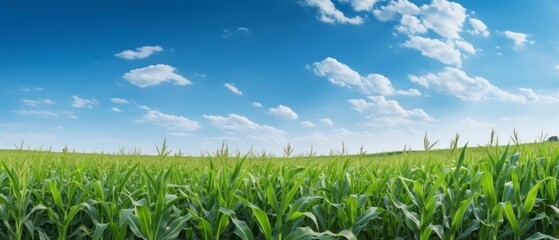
[0,140,558,239]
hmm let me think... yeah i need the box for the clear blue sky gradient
[1,0,558,155]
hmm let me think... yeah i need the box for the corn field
[1,142,559,239]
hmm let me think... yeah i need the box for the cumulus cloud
[123,64,191,88]
[22,98,55,107]
[204,114,287,143]
[320,118,335,126]
[409,67,526,102]
[72,96,99,109]
[504,30,531,48]
[224,83,243,95]
[338,0,379,11]
[301,121,316,128]
[312,57,420,95]
[373,0,420,21]
[111,107,122,113]
[269,105,298,120]
[468,18,489,37]
[396,15,428,35]
[374,0,478,66]
[349,96,433,126]
[252,102,263,108]
[303,0,364,25]
[454,40,476,55]
[110,97,129,104]
[418,0,467,40]
[115,46,163,60]
[403,36,462,66]
[138,106,200,136]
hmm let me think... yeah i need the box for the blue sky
[1,0,559,155]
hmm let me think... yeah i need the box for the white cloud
[221,29,233,38]
[373,0,420,21]
[123,64,191,88]
[224,83,243,95]
[110,97,129,104]
[62,111,78,119]
[312,57,419,95]
[301,121,316,128]
[320,118,335,126]
[204,114,287,143]
[459,118,490,127]
[15,110,77,118]
[518,88,559,103]
[504,31,531,48]
[454,40,476,55]
[419,0,467,40]
[138,106,200,136]
[72,96,99,109]
[303,0,364,25]
[269,105,298,120]
[15,109,57,117]
[19,87,43,92]
[251,102,263,108]
[409,67,526,102]
[555,65,559,71]
[115,46,163,60]
[468,18,489,37]
[396,15,427,35]
[22,98,55,107]
[238,27,249,32]
[349,96,433,126]
[403,36,462,65]
[338,0,379,11]
[111,107,122,113]
[396,88,422,96]
[374,0,476,66]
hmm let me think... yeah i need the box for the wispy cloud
[110,97,129,104]
[349,96,434,127]
[204,114,287,143]
[224,83,243,95]
[115,45,163,60]
[303,0,364,25]
[72,96,99,108]
[409,68,526,102]
[15,109,57,117]
[504,30,532,49]
[123,64,191,88]
[111,107,122,113]
[301,121,316,128]
[22,98,55,107]
[312,57,421,96]
[138,106,200,136]
[251,102,263,108]
[15,109,77,118]
[320,118,335,126]
[221,27,250,38]
[18,87,43,92]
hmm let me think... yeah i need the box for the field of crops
[1,140,559,239]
